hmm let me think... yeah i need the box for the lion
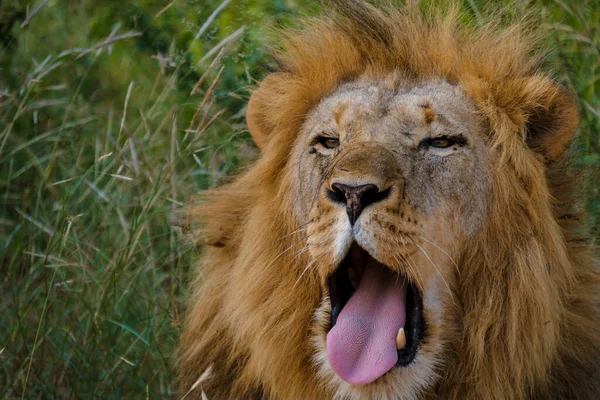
[178,1,600,399]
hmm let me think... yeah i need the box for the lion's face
[290,77,491,396]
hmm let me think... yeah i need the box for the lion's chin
[326,242,425,386]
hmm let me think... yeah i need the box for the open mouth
[326,242,424,385]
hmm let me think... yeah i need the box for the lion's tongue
[326,258,407,385]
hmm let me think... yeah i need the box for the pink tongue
[326,258,407,385]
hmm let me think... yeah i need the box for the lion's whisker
[264,242,302,270]
[413,241,455,305]
[405,252,426,290]
[391,254,409,291]
[416,235,460,276]
[281,222,310,240]
[293,254,321,290]
[289,245,311,263]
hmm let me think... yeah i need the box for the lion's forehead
[310,79,480,142]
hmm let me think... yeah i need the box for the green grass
[0,0,598,398]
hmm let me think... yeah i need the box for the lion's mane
[178,2,600,398]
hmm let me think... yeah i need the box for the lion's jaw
[292,78,491,398]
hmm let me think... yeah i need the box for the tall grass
[0,0,257,397]
[0,0,598,398]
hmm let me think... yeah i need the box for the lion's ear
[247,73,285,150]
[518,77,579,163]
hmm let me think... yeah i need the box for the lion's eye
[428,137,453,148]
[316,136,340,150]
[421,135,466,150]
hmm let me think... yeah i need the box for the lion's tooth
[396,327,406,350]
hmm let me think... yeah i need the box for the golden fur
[178,1,600,398]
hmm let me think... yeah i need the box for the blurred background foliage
[0,0,598,398]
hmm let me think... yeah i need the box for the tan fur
[178,1,600,398]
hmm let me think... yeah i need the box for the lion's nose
[328,183,389,225]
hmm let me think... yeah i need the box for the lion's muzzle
[328,183,390,225]
[325,144,401,226]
